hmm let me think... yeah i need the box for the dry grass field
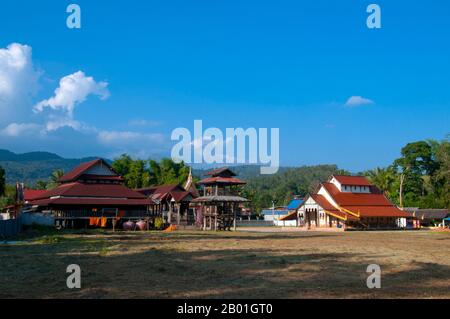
[0,228,449,299]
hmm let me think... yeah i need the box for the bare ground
[0,229,449,299]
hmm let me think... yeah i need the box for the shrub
[154,217,164,230]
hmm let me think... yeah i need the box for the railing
[52,210,157,218]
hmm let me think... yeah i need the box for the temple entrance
[305,208,318,228]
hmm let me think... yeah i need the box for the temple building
[28,159,155,229]
[136,168,199,226]
[192,167,249,231]
[281,175,409,230]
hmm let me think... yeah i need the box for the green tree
[47,169,65,190]
[34,180,48,190]
[394,141,437,207]
[433,137,450,207]
[111,155,190,189]
[365,166,397,198]
[112,154,133,177]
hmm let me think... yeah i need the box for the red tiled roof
[319,182,408,218]
[31,197,152,206]
[310,194,339,212]
[170,191,192,202]
[136,184,196,202]
[340,205,409,217]
[309,194,350,220]
[30,182,149,201]
[322,182,391,206]
[205,167,236,177]
[197,177,246,185]
[78,174,123,181]
[24,189,47,201]
[58,159,117,183]
[332,175,372,186]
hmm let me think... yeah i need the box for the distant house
[402,208,450,227]
[262,206,298,226]
[287,198,303,212]
[136,184,196,225]
[280,175,409,230]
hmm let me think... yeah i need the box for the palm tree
[47,169,65,189]
[365,167,396,196]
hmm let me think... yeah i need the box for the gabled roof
[197,176,246,185]
[29,182,154,207]
[192,195,249,203]
[170,191,193,202]
[279,211,298,221]
[332,175,372,186]
[24,189,47,202]
[402,208,450,220]
[321,182,390,206]
[318,182,408,218]
[136,184,196,202]
[205,167,237,177]
[58,158,118,183]
[31,182,149,201]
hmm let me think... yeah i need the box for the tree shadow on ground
[1,231,449,299]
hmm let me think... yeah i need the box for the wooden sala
[192,167,249,231]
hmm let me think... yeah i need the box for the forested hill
[0,149,99,185]
[0,149,341,210]
[194,164,342,212]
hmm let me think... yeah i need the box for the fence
[0,217,22,238]
[235,219,275,227]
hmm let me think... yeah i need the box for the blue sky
[0,0,449,172]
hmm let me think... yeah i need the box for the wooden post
[233,206,236,231]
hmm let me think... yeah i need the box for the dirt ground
[0,228,449,299]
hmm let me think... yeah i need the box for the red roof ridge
[331,174,372,186]
[58,158,117,183]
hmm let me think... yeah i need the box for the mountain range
[0,149,99,185]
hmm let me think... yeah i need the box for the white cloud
[0,43,40,123]
[34,70,109,116]
[345,96,374,107]
[98,130,165,146]
[0,122,42,137]
[128,119,162,127]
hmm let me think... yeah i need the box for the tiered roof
[197,167,246,186]
[29,159,153,207]
[282,175,408,221]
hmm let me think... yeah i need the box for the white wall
[275,219,297,227]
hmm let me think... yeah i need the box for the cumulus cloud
[345,96,374,107]
[0,43,40,123]
[97,130,167,158]
[0,122,42,137]
[34,71,109,116]
[0,42,169,160]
